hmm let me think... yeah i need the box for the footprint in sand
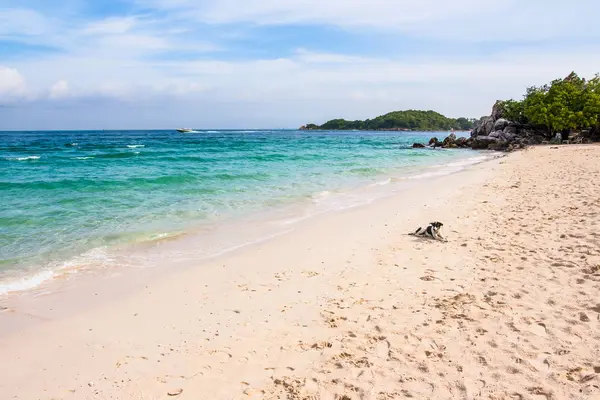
[206,349,233,364]
[528,322,548,337]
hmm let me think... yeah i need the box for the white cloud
[9,44,600,122]
[0,66,27,99]
[49,80,70,99]
[139,0,600,41]
[197,0,486,27]
[0,8,54,36]
[83,17,138,35]
[96,33,169,51]
[2,1,600,128]
[294,49,369,64]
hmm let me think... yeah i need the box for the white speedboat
[176,128,195,133]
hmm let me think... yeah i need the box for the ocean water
[0,130,485,294]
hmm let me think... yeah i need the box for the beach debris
[580,374,596,383]
[310,341,332,350]
[167,388,183,396]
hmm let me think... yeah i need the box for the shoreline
[0,150,492,297]
[1,145,599,399]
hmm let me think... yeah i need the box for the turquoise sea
[0,130,485,294]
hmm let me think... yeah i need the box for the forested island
[300,110,476,131]
[302,71,600,152]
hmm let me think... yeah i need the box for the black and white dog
[409,221,448,242]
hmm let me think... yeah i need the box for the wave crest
[7,156,41,161]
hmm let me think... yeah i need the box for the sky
[1,0,600,130]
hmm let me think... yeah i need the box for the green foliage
[456,117,477,130]
[303,123,320,130]
[515,71,600,134]
[581,74,600,128]
[315,110,474,131]
[501,99,526,124]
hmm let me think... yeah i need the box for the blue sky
[1,0,600,129]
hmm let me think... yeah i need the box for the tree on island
[302,110,476,131]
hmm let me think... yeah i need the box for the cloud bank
[1,0,599,129]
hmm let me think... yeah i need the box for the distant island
[300,110,476,131]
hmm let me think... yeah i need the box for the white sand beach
[1,145,599,399]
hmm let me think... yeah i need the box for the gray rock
[482,117,495,136]
[491,100,505,120]
[499,131,516,142]
[503,125,517,135]
[442,133,457,147]
[412,143,425,148]
[488,140,511,151]
[428,137,441,147]
[489,130,502,138]
[471,135,498,149]
[455,137,469,147]
[493,118,509,131]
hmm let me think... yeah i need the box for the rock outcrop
[493,118,509,132]
[412,133,472,150]
[466,101,555,151]
[442,133,457,148]
[409,98,598,152]
[471,136,498,149]
[455,137,469,147]
[428,137,440,147]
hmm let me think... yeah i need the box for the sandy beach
[1,145,599,399]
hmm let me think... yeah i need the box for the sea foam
[9,156,41,161]
[0,269,56,295]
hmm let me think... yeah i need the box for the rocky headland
[414,71,600,151]
[414,100,598,152]
[306,72,600,152]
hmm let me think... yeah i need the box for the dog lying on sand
[409,221,448,242]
